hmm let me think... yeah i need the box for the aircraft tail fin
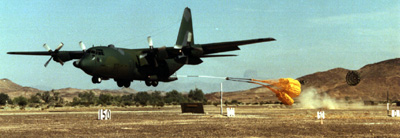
[174,7,195,49]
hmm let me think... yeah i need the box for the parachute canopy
[249,78,301,105]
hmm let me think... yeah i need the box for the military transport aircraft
[7,7,275,88]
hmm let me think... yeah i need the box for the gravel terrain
[0,105,399,137]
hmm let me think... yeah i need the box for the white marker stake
[387,103,390,110]
[98,109,112,120]
[317,111,325,124]
[321,111,324,125]
[227,108,235,117]
[98,109,103,120]
[104,109,108,120]
[391,110,396,117]
[387,103,390,116]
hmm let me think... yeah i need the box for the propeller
[187,32,192,45]
[140,36,155,59]
[146,36,158,67]
[174,32,192,49]
[43,42,64,67]
[140,36,169,67]
[147,36,153,50]
[79,41,86,51]
[55,42,64,51]
[176,32,192,59]
[175,32,204,65]
[43,43,51,52]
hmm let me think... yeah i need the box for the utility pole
[220,83,223,115]
[387,90,390,116]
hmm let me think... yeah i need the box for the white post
[387,103,390,116]
[98,109,111,120]
[391,110,396,117]
[387,90,390,116]
[98,109,102,120]
[227,107,235,117]
[220,83,223,115]
[317,111,325,124]
[98,109,103,120]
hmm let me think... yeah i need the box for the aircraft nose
[73,60,81,68]
[76,57,95,74]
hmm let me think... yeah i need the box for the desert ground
[0,105,400,137]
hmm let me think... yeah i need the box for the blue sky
[1,1,399,93]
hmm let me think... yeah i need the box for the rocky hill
[0,79,43,98]
[311,58,400,101]
[206,58,400,103]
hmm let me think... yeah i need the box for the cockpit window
[96,49,104,55]
[86,49,104,55]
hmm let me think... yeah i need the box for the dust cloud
[295,87,366,109]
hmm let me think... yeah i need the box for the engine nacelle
[54,51,73,63]
[156,46,168,60]
[190,47,203,57]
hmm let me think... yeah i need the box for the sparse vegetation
[34,90,65,107]
[121,94,135,106]
[164,90,187,105]
[188,88,207,103]
[38,91,52,104]
[0,93,11,105]
[134,92,151,106]
[0,88,208,108]
[231,100,238,105]
[149,91,164,107]
[28,94,41,104]
[224,100,229,106]
[98,93,113,106]
[13,96,28,109]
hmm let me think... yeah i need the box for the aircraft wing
[199,37,276,55]
[7,51,84,59]
[7,51,51,55]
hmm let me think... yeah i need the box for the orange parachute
[227,77,301,105]
[249,78,301,105]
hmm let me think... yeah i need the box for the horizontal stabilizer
[200,37,275,54]
[200,54,237,58]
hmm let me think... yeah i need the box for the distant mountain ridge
[0,78,42,98]
[0,79,137,101]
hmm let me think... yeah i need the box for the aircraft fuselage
[73,45,183,87]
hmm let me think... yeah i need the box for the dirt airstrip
[0,105,400,137]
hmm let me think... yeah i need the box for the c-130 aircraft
[7,7,275,88]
